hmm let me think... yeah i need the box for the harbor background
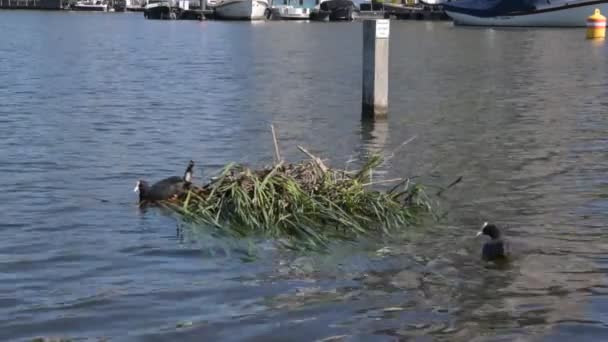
[2,11,608,341]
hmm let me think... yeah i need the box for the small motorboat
[309,7,330,20]
[316,0,357,20]
[72,0,108,11]
[269,5,312,19]
[144,0,175,19]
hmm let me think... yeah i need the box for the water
[1,11,608,342]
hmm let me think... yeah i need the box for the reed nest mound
[160,128,449,250]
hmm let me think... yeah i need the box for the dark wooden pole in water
[362,19,390,120]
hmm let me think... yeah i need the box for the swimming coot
[476,222,508,261]
[134,160,194,203]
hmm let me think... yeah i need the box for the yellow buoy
[587,8,606,39]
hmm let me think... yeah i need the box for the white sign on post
[376,19,390,39]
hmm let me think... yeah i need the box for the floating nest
[161,145,442,251]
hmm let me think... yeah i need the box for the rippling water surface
[2,11,608,342]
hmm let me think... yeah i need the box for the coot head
[133,161,195,203]
[133,180,150,201]
[184,160,194,184]
[476,222,501,240]
[476,222,508,261]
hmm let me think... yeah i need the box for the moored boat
[382,2,423,18]
[144,0,174,18]
[269,4,311,19]
[113,0,127,11]
[309,7,330,20]
[268,0,316,19]
[126,0,146,11]
[419,0,448,4]
[314,0,356,20]
[72,0,108,10]
[211,0,269,20]
[443,0,608,27]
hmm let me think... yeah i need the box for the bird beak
[133,181,140,193]
[476,222,488,237]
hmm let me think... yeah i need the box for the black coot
[477,222,508,261]
[134,160,194,203]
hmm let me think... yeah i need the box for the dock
[0,0,449,22]
[0,0,63,9]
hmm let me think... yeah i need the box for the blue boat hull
[444,0,608,27]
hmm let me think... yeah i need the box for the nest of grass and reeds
[162,126,458,250]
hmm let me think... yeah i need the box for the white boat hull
[73,3,108,10]
[271,6,311,19]
[446,2,608,27]
[213,0,269,20]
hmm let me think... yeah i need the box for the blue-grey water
[2,11,608,342]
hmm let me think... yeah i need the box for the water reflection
[3,12,608,342]
[360,118,389,157]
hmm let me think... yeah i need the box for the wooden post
[362,19,390,120]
